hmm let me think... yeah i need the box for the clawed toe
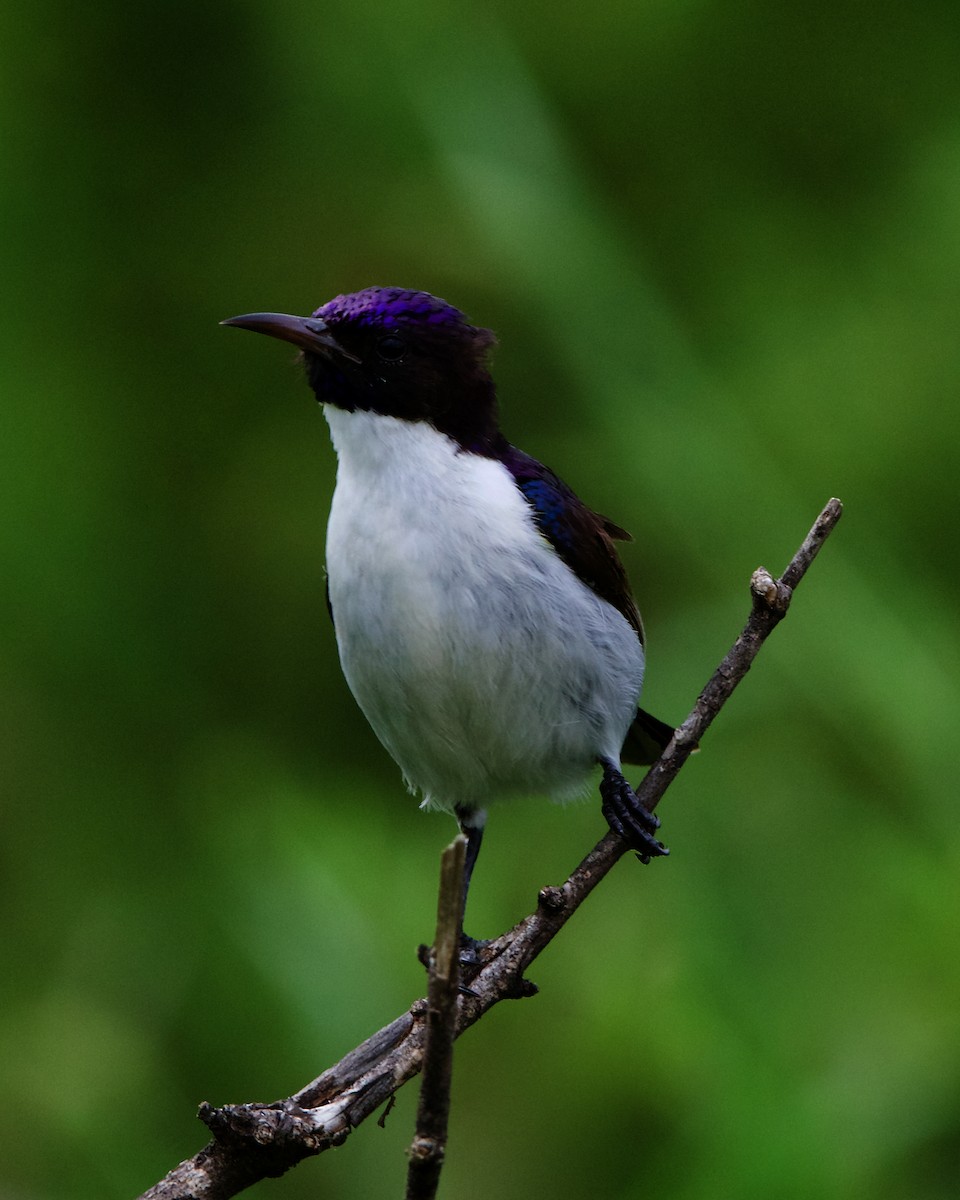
[458,932,489,967]
[419,933,489,985]
[457,932,491,987]
[599,759,669,861]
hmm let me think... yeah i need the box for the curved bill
[220,312,360,363]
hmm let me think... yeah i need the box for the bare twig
[135,499,842,1200]
[405,835,466,1199]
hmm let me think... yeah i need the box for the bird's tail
[621,707,679,765]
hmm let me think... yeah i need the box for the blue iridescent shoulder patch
[519,477,573,550]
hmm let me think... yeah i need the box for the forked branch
[137,498,843,1200]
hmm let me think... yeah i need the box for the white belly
[323,409,644,812]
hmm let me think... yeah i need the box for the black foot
[457,932,490,991]
[418,934,487,991]
[599,759,669,863]
[458,931,489,966]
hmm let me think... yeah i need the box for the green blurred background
[3,2,959,1197]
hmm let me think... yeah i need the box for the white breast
[323,408,644,813]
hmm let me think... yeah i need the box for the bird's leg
[598,758,669,863]
[454,805,488,965]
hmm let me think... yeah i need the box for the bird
[222,287,674,939]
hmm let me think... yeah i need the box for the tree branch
[136,498,842,1200]
[405,835,466,1200]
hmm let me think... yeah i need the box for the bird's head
[223,287,502,453]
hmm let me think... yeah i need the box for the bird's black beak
[220,312,361,363]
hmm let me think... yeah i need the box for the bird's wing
[502,446,645,644]
[506,467,678,764]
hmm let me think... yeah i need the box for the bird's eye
[376,333,407,361]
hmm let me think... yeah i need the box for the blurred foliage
[2,1,959,1197]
